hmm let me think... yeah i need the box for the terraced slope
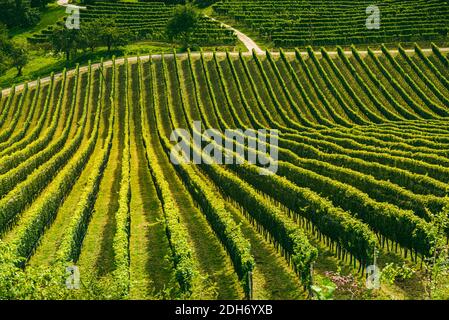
[1,45,449,299]
[213,0,449,47]
[29,1,237,47]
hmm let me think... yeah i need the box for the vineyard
[1,43,449,299]
[28,1,237,46]
[213,0,449,47]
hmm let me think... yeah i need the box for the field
[213,0,449,47]
[1,41,449,299]
[29,1,238,46]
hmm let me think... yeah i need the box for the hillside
[1,45,449,299]
[213,0,449,47]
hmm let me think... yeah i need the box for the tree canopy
[0,0,41,28]
[0,23,29,76]
[166,3,199,49]
[48,17,132,61]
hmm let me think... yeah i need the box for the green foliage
[0,24,10,74]
[335,46,403,121]
[305,47,368,125]
[186,50,319,288]
[0,78,40,150]
[349,45,418,120]
[166,2,199,48]
[56,60,114,264]
[112,58,131,298]
[159,53,255,297]
[320,47,385,123]
[0,74,53,158]
[98,18,132,53]
[422,201,449,299]
[0,84,16,128]
[278,49,335,126]
[0,23,8,44]
[381,45,449,117]
[0,73,61,177]
[232,161,376,266]
[0,0,40,28]
[367,47,434,119]
[252,50,308,130]
[0,241,135,300]
[397,44,449,111]
[213,0,449,47]
[265,50,319,127]
[30,0,52,9]
[0,51,10,75]
[421,43,449,89]
[142,57,200,296]
[48,18,132,61]
[7,65,101,263]
[2,44,449,300]
[288,48,350,125]
[0,72,71,233]
[29,2,236,47]
[0,82,28,142]
[49,26,80,61]
[0,24,29,76]
[9,43,29,76]
[381,263,415,285]
[431,42,449,68]
[0,243,67,300]
[311,283,336,300]
[78,21,102,52]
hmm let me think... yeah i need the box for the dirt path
[206,15,264,54]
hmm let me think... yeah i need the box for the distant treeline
[0,0,53,28]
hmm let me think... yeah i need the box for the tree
[9,43,28,76]
[78,21,102,52]
[49,17,131,60]
[0,0,40,28]
[166,2,199,49]
[98,18,132,53]
[0,23,28,76]
[49,26,79,61]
